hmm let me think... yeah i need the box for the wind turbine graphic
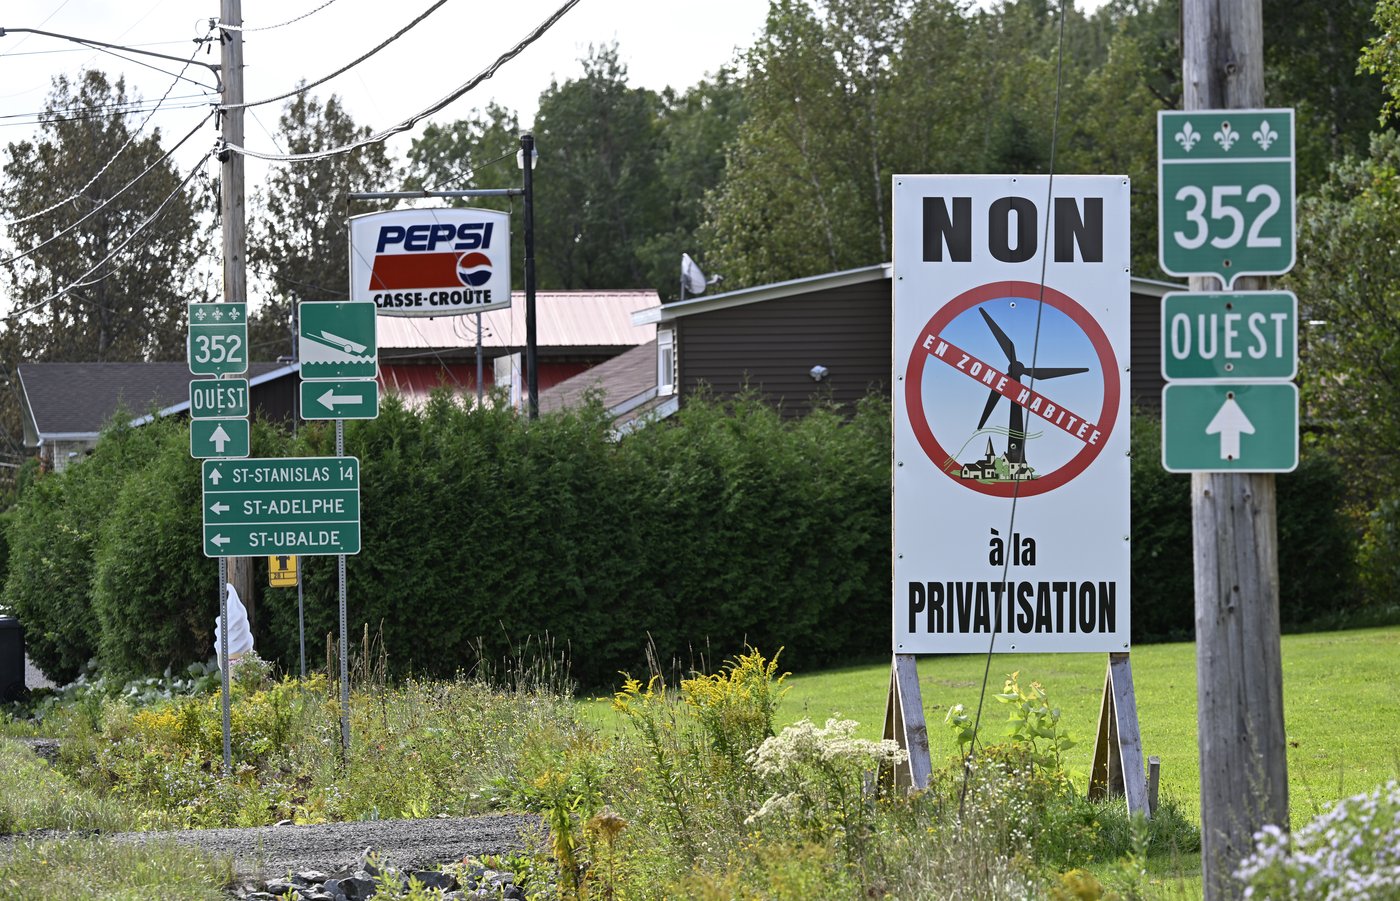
[975,307,1088,467]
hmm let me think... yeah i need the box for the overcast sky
[1,0,771,167]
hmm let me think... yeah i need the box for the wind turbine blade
[1025,366,1089,380]
[976,388,1001,430]
[979,307,1017,362]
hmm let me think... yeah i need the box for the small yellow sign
[268,555,298,588]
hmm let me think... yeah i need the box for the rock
[322,874,377,901]
[273,819,296,827]
[263,878,298,894]
[484,869,515,887]
[246,893,280,901]
[503,886,525,900]
[300,893,335,901]
[294,870,329,886]
[406,870,458,891]
[356,847,381,876]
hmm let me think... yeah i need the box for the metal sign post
[336,421,349,757]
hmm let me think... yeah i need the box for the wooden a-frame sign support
[882,651,1151,818]
[1088,651,1150,816]
[881,654,933,791]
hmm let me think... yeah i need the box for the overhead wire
[3,148,214,322]
[1,109,215,267]
[958,0,1071,818]
[220,0,453,111]
[220,0,583,162]
[0,94,216,128]
[427,148,517,192]
[216,0,342,32]
[0,21,215,228]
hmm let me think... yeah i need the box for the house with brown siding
[622,264,1181,419]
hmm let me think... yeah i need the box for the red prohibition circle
[905,280,1120,498]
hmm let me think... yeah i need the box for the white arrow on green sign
[191,418,250,459]
[1161,382,1297,473]
[300,379,379,420]
[1158,109,1295,286]
[202,457,360,557]
[1160,291,1296,381]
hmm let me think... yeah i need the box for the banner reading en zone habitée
[892,175,1131,654]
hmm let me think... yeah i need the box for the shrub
[1235,780,1400,899]
[1130,411,1359,640]
[2,415,170,681]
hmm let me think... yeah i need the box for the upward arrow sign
[1205,396,1256,461]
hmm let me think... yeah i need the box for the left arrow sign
[211,534,230,548]
[209,502,229,515]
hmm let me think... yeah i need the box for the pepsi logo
[457,252,492,288]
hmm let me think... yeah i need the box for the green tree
[248,89,395,359]
[1,71,211,363]
[635,69,747,298]
[402,103,525,287]
[532,44,668,289]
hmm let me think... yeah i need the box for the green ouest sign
[202,457,360,557]
[1158,110,1294,287]
[1160,291,1296,381]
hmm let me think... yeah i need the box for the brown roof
[538,340,658,415]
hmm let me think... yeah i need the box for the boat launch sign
[892,175,1132,654]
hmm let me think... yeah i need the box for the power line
[0,24,214,228]
[3,149,214,322]
[221,0,451,111]
[221,0,582,162]
[1,110,215,267]
[215,0,341,33]
[428,148,517,192]
[0,38,193,58]
[0,93,215,127]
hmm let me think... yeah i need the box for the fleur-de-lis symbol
[1214,122,1240,151]
[229,307,241,321]
[1175,121,1201,152]
[212,308,224,321]
[194,307,207,321]
[1253,120,1278,151]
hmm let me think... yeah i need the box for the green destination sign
[190,378,249,419]
[188,302,248,376]
[1161,383,1298,473]
[191,419,250,459]
[1160,291,1296,381]
[1158,110,1295,286]
[300,379,379,420]
[202,457,360,557]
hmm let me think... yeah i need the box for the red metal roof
[376,290,658,352]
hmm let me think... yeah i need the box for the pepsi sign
[349,208,511,316]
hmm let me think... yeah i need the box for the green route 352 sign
[1158,109,1295,286]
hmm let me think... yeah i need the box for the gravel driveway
[0,814,540,881]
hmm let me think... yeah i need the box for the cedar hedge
[2,397,1357,687]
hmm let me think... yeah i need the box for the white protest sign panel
[892,175,1131,654]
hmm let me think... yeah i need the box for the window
[657,328,676,396]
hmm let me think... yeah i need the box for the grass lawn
[584,626,1400,826]
[775,625,1400,828]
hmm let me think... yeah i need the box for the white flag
[681,253,708,296]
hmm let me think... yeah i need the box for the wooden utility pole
[219,0,255,629]
[1182,1,1289,897]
